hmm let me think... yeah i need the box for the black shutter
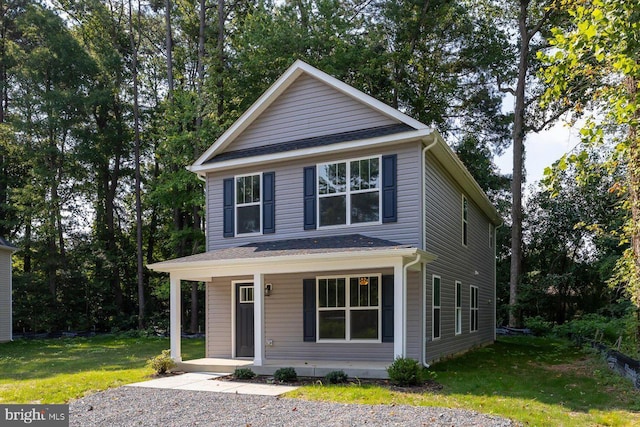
[223,178,234,237]
[303,166,317,230]
[382,275,394,342]
[262,172,275,234]
[303,279,316,342]
[382,154,397,223]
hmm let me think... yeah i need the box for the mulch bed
[216,374,443,394]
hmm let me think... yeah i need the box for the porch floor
[178,358,390,379]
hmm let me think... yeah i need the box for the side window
[470,285,478,332]
[462,195,468,246]
[432,275,441,340]
[455,281,462,335]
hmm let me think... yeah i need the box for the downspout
[403,253,422,358]
[420,138,437,368]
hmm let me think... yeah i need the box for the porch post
[393,262,405,359]
[169,273,182,362]
[253,272,264,366]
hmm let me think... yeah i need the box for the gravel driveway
[70,387,517,426]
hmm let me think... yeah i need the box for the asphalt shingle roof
[157,234,413,265]
[206,124,414,163]
[0,236,16,249]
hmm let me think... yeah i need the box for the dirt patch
[529,357,593,376]
[216,374,443,394]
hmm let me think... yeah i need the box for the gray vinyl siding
[423,153,495,363]
[205,269,421,362]
[226,74,399,153]
[207,141,423,250]
[0,250,11,342]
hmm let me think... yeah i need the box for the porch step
[177,358,253,374]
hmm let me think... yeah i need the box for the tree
[540,0,640,307]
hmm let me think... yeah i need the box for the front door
[235,283,254,357]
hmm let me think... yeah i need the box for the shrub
[524,316,554,336]
[324,370,348,384]
[387,357,423,386]
[233,368,256,379]
[273,367,297,383]
[147,349,176,375]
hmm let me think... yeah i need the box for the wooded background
[1,0,638,346]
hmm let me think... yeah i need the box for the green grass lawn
[0,334,204,404]
[288,337,640,426]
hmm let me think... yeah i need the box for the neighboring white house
[0,237,16,343]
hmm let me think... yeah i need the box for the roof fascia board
[192,60,430,167]
[428,132,502,225]
[148,248,437,278]
[189,128,434,175]
[0,244,17,253]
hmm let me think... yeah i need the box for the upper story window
[462,195,468,246]
[223,172,275,238]
[317,157,380,227]
[236,173,261,235]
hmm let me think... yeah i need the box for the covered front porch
[177,357,390,379]
[148,235,436,378]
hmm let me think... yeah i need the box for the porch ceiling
[148,234,436,281]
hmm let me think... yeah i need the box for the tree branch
[527,3,554,42]
[528,107,570,133]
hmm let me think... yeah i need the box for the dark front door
[235,283,254,357]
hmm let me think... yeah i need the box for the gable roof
[189,60,430,174]
[0,237,17,252]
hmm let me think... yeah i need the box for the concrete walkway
[126,372,298,396]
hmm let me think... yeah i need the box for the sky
[494,120,583,191]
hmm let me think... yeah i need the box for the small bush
[324,370,348,384]
[233,367,256,379]
[524,316,554,336]
[387,357,423,386]
[273,367,297,382]
[147,349,176,374]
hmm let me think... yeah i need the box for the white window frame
[316,274,382,343]
[239,285,254,303]
[316,155,382,229]
[432,275,441,340]
[462,195,468,247]
[470,285,479,333]
[455,281,462,335]
[235,172,262,236]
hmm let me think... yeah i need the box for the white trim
[253,273,264,366]
[231,280,254,359]
[234,172,263,236]
[169,273,182,362]
[455,281,462,336]
[192,60,429,168]
[316,155,382,228]
[470,285,479,333]
[189,129,432,175]
[432,275,441,340]
[393,262,404,359]
[315,274,382,343]
[149,247,436,277]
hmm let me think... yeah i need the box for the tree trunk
[509,0,530,328]
[626,76,640,306]
[129,0,145,329]
[216,0,225,120]
[165,0,173,99]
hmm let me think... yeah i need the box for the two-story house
[149,60,502,378]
